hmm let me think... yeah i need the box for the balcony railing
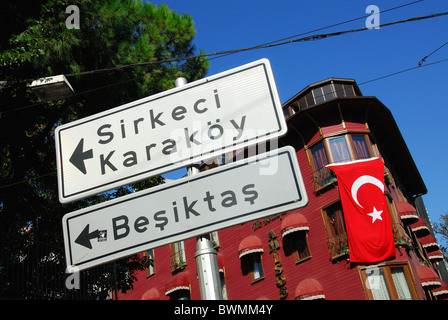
[170,249,187,271]
[327,233,349,259]
[313,166,337,189]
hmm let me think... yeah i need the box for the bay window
[309,133,378,190]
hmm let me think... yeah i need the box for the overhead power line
[65,8,446,78]
[1,55,447,190]
[358,57,448,86]
[419,40,448,66]
[210,0,425,60]
[2,9,448,115]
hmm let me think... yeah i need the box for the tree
[0,0,208,299]
[434,212,448,261]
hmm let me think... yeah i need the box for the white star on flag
[367,207,383,223]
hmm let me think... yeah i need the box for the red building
[118,78,447,300]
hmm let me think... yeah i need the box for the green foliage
[0,0,208,299]
[434,213,448,260]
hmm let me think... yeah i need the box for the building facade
[118,78,447,300]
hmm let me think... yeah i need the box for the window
[250,254,264,282]
[343,84,355,97]
[298,96,307,110]
[283,232,311,264]
[170,241,187,272]
[328,136,351,163]
[305,91,314,108]
[333,83,344,97]
[322,84,334,101]
[143,249,155,277]
[322,201,348,258]
[352,135,371,159]
[241,253,265,283]
[313,88,325,104]
[312,84,335,105]
[310,141,336,189]
[359,262,418,300]
[333,83,356,97]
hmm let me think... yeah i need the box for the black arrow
[69,138,93,174]
[75,224,100,249]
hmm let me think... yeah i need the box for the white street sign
[55,59,286,203]
[62,146,308,271]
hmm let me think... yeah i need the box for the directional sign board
[63,146,308,271]
[55,59,286,203]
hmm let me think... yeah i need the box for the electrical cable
[63,1,430,77]
[1,55,447,190]
[418,40,448,66]
[3,9,446,114]
[358,57,448,86]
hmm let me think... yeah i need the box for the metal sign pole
[195,237,223,300]
[175,77,222,300]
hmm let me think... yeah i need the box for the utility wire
[3,6,442,115]
[4,9,446,114]
[64,4,438,78]
[358,57,448,85]
[1,55,447,190]
[418,40,448,66]
[214,0,425,59]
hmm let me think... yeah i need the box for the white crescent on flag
[351,175,384,209]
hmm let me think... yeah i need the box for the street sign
[55,59,286,203]
[63,146,308,271]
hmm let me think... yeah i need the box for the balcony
[170,249,187,272]
[313,166,337,190]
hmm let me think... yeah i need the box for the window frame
[308,140,336,190]
[143,249,155,278]
[349,134,375,160]
[170,241,187,272]
[358,261,419,300]
[321,199,349,260]
[326,135,354,163]
[249,253,265,283]
[241,253,265,284]
[293,233,311,264]
[283,231,311,264]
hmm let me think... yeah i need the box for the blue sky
[154,0,448,244]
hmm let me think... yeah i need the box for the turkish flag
[327,158,395,263]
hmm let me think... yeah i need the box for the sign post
[62,146,308,272]
[55,59,286,203]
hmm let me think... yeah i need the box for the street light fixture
[30,75,74,101]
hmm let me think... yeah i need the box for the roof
[283,77,361,107]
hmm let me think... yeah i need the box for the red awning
[281,213,309,237]
[427,250,444,262]
[411,217,430,237]
[294,278,325,300]
[416,265,441,289]
[419,234,439,252]
[433,280,448,299]
[238,236,264,258]
[165,271,190,296]
[396,201,419,223]
[141,288,160,300]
